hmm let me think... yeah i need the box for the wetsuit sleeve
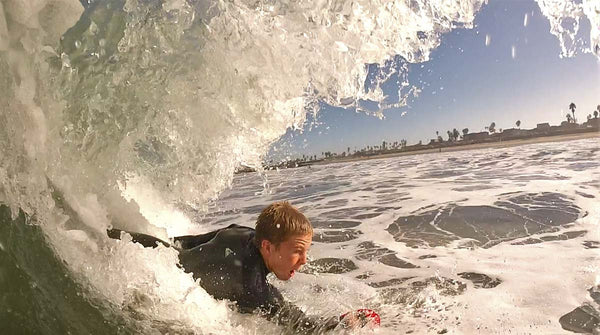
[174,224,243,250]
[260,284,340,334]
[107,229,170,248]
[173,230,220,250]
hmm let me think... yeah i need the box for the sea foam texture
[535,0,600,57]
[0,0,598,332]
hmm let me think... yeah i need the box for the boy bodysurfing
[109,201,379,333]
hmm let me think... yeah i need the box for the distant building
[501,128,527,138]
[536,122,551,130]
[463,132,489,141]
[559,121,578,129]
[584,118,600,128]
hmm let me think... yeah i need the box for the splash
[0,0,490,237]
[0,0,597,331]
[535,0,600,57]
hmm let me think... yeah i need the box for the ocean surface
[2,137,598,334]
[196,137,600,334]
[1,0,599,334]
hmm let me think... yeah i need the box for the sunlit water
[196,137,600,334]
[4,137,597,334]
[0,0,599,334]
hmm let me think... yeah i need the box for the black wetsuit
[108,224,338,333]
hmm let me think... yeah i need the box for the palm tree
[452,128,460,141]
[594,110,599,119]
[569,102,576,123]
[516,120,521,128]
[489,122,496,133]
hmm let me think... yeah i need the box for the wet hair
[254,201,313,247]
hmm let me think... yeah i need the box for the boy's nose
[299,253,307,265]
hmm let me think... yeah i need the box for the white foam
[535,0,599,57]
[0,0,598,332]
[118,175,192,238]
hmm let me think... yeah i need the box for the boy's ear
[261,239,272,254]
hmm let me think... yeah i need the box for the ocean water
[2,137,597,334]
[196,137,600,334]
[1,0,599,334]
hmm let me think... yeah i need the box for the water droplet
[74,40,81,49]
[89,21,98,35]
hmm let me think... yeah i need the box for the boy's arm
[107,229,170,248]
[173,230,220,250]
[259,284,340,334]
[173,224,249,250]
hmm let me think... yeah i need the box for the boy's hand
[340,309,380,329]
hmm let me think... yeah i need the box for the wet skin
[260,233,312,280]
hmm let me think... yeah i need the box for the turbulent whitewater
[0,0,598,334]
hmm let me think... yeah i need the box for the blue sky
[269,0,600,160]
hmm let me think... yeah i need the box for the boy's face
[262,233,312,280]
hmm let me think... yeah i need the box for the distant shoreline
[234,127,599,174]
[310,131,599,167]
[236,130,598,174]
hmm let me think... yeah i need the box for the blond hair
[255,201,313,246]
